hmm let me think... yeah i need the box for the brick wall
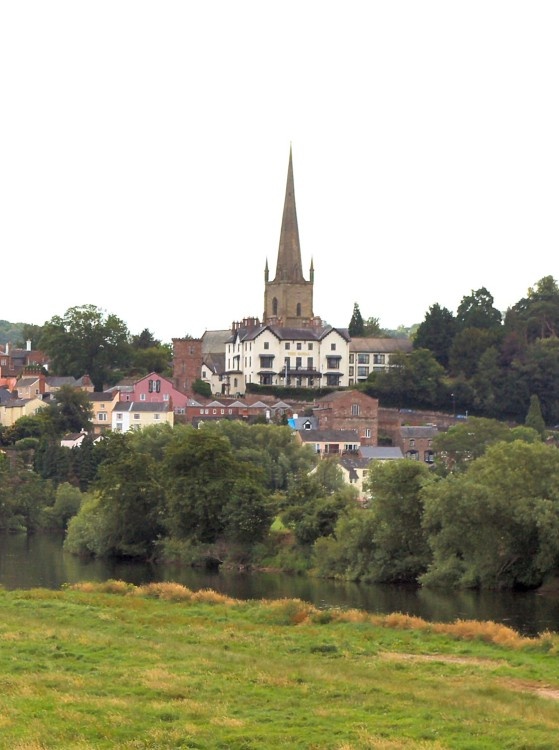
[172,338,203,394]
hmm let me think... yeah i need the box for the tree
[91,442,166,558]
[505,275,559,343]
[525,394,546,437]
[421,441,559,589]
[363,460,432,583]
[413,303,458,369]
[513,338,559,425]
[432,417,541,473]
[281,466,356,546]
[46,482,83,529]
[164,428,243,543]
[131,345,172,375]
[449,327,502,378]
[366,349,445,409]
[193,378,211,398]
[363,317,382,337]
[456,288,502,331]
[40,305,131,390]
[348,303,365,337]
[47,385,93,434]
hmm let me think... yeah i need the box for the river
[2,532,559,637]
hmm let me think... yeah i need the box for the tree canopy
[40,305,131,390]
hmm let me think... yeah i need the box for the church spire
[274,146,304,283]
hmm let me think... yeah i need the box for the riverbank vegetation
[1,582,558,749]
[2,415,559,591]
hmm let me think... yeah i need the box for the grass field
[0,581,558,749]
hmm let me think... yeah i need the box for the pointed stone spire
[274,146,304,283]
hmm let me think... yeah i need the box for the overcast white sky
[2,2,558,343]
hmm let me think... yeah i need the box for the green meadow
[1,581,558,749]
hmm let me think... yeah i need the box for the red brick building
[312,390,379,447]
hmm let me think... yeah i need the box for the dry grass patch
[133,581,194,601]
[66,579,134,595]
[431,618,537,648]
[190,588,237,605]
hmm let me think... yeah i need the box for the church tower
[263,148,314,327]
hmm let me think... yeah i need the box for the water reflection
[1,532,558,636]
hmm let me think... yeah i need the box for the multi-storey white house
[348,337,413,385]
[111,402,174,433]
[224,322,351,390]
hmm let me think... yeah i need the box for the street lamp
[451,392,456,417]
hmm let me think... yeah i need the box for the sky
[2,2,558,344]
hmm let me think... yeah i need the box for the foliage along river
[1,532,559,637]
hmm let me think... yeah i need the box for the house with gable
[313,389,379,446]
[0,397,47,427]
[89,390,121,435]
[112,402,174,433]
[399,425,438,463]
[15,373,45,400]
[107,372,190,415]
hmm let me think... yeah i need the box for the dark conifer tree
[348,303,365,337]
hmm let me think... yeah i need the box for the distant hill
[0,320,26,346]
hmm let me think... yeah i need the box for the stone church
[173,149,352,396]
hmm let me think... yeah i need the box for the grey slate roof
[298,429,359,443]
[349,337,412,354]
[89,391,117,402]
[400,426,438,439]
[360,446,404,460]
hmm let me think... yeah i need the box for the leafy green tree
[363,317,383,337]
[131,328,160,349]
[449,328,502,378]
[313,508,376,581]
[432,417,540,473]
[46,482,83,529]
[131,345,172,375]
[505,275,559,343]
[17,323,45,349]
[413,303,458,369]
[525,394,546,437]
[74,435,99,491]
[348,303,365,337]
[363,460,432,583]
[1,415,46,444]
[421,441,559,589]
[193,378,211,398]
[33,438,74,484]
[91,442,165,558]
[222,480,272,543]
[456,288,502,331]
[470,346,504,417]
[41,305,131,390]
[47,385,93,434]
[513,337,559,425]
[281,467,356,546]
[164,428,245,543]
[366,349,445,409]
[206,421,317,491]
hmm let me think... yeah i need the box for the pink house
[111,372,190,415]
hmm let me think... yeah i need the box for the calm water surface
[2,532,559,637]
